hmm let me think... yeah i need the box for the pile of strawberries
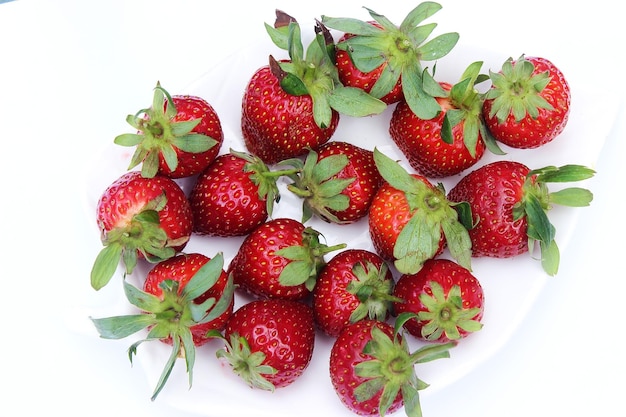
[88,3,595,416]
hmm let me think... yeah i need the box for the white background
[1,0,625,416]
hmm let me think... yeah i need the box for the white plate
[81,36,609,417]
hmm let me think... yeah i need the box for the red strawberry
[482,55,571,149]
[286,141,383,224]
[389,62,504,178]
[392,258,484,342]
[241,11,386,164]
[228,217,346,300]
[329,319,455,417]
[322,3,459,119]
[90,170,193,290]
[312,249,396,337]
[447,160,595,275]
[114,82,223,178]
[368,148,472,275]
[215,298,315,390]
[188,150,295,237]
[335,22,403,105]
[91,252,234,400]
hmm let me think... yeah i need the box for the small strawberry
[389,62,504,177]
[90,171,193,290]
[114,82,223,178]
[329,319,455,417]
[393,258,484,342]
[368,148,473,275]
[91,252,234,400]
[241,10,386,164]
[228,217,346,300]
[213,298,315,390]
[312,249,397,337]
[482,55,571,149]
[285,141,383,224]
[447,161,595,275]
[188,149,297,237]
[322,2,459,119]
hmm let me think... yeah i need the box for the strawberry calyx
[91,193,182,290]
[373,148,472,274]
[484,55,554,124]
[417,281,483,341]
[114,82,219,178]
[347,261,401,324]
[516,164,595,275]
[274,227,347,291]
[321,2,459,120]
[265,10,386,129]
[438,61,504,156]
[90,253,235,400]
[283,148,355,223]
[354,316,455,416]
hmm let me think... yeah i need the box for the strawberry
[329,319,455,417]
[334,22,403,105]
[368,148,472,275]
[188,149,296,237]
[285,141,383,224]
[322,2,459,119]
[241,10,386,164]
[213,298,315,390]
[90,170,193,290]
[482,55,571,149]
[447,161,595,275]
[392,258,484,342]
[228,217,346,300]
[389,62,504,177]
[312,249,397,337]
[114,82,223,178]
[91,252,234,400]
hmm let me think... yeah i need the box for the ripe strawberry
[241,10,386,164]
[285,141,383,224]
[389,62,504,177]
[329,319,455,417]
[368,148,472,275]
[334,22,403,105]
[482,55,571,149]
[392,258,484,342]
[312,249,397,337]
[447,161,595,275]
[91,252,234,400]
[214,298,315,390]
[322,2,459,119]
[114,82,223,178]
[228,217,346,300]
[188,150,296,237]
[90,170,193,290]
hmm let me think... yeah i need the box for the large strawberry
[329,319,455,417]
[393,258,484,342]
[285,141,383,224]
[447,161,595,275]
[188,149,296,237]
[322,2,459,119]
[241,10,386,164]
[482,55,571,149]
[312,249,397,337]
[228,217,346,300]
[114,82,223,178]
[213,298,315,390]
[368,148,473,275]
[91,252,234,400]
[389,62,504,177]
[90,171,193,290]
